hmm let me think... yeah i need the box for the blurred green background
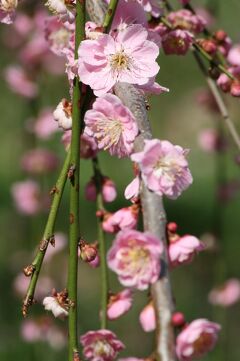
[0,0,240,360]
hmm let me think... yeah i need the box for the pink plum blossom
[107,229,163,290]
[78,24,160,96]
[162,29,193,55]
[139,302,156,332]
[208,279,240,307]
[84,94,138,158]
[176,319,221,361]
[11,180,42,215]
[21,149,59,174]
[29,107,58,140]
[131,139,193,199]
[198,129,226,153]
[21,316,66,349]
[124,176,140,201]
[102,205,139,234]
[46,0,75,23]
[4,66,38,98]
[0,0,18,24]
[53,99,72,130]
[167,9,206,34]
[107,289,133,320]
[228,45,240,67]
[85,177,117,203]
[169,235,205,268]
[45,16,73,56]
[80,329,124,361]
[217,66,240,97]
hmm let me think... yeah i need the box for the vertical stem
[67,1,85,360]
[103,0,119,33]
[93,157,108,329]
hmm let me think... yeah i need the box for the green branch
[103,0,119,33]
[22,150,71,317]
[67,1,85,360]
[93,157,108,329]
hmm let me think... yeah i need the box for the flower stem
[22,150,71,317]
[103,0,119,33]
[193,50,240,151]
[67,1,85,360]
[92,157,108,329]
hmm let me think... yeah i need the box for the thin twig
[92,157,109,329]
[67,1,85,360]
[22,150,71,317]
[193,50,240,152]
[160,16,234,81]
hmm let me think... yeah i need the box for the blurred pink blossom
[85,177,117,203]
[162,29,193,55]
[228,45,240,67]
[198,129,227,153]
[208,279,240,307]
[30,107,58,140]
[4,66,38,98]
[11,180,42,215]
[21,148,59,174]
[62,132,99,159]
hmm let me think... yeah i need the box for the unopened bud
[79,240,98,263]
[172,312,185,327]
[167,222,178,233]
[198,39,217,54]
[231,82,240,97]
[214,30,227,42]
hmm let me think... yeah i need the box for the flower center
[49,28,71,49]
[110,51,130,71]
[96,118,123,149]
[94,340,112,357]
[1,0,17,11]
[121,242,150,274]
[153,157,182,182]
[193,332,213,355]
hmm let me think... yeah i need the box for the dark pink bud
[167,222,178,233]
[172,312,185,327]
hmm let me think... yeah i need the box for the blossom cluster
[4,1,238,361]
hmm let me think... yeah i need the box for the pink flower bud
[139,302,156,332]
[107,289,133,320]
[79,241,98,263]
[172,312,185,327]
